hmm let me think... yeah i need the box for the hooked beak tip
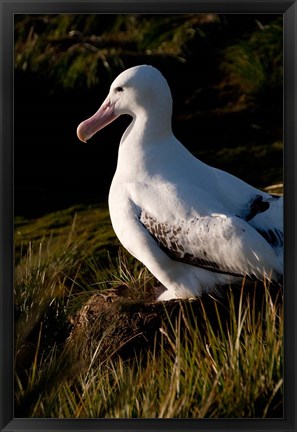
[76,96,117,143]
[77,124,88,143]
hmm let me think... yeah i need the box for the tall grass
[14,207,283,418]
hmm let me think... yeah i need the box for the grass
[13,13,283,419]
[14,203,283,418]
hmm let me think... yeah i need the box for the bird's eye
[115,86,124,92]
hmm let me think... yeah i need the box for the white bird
[77,65,283,301]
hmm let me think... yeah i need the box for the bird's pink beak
[77,97,118,143]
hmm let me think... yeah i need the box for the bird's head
[77,65,172,143]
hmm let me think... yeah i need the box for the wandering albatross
[77,65,283,301]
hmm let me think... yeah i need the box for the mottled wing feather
[139,209,280,280]
[139,211,242,276]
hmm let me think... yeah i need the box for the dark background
[14,14,283,217]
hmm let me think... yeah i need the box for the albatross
[77,65,283,301]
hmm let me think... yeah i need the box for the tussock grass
[14,206,283,418]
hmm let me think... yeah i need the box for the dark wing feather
[238,194,283,249]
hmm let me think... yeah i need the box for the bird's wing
[139,209,282,280]
[211,168,283,253]
[246,195,283,253]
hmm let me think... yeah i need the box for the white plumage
[77,65,283,301]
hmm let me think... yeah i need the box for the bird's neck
[121,106,172,148]
[116,109,174,177]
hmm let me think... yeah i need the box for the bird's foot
[154,285,199,302]
[154,285,167,300]
[154,285,179,301]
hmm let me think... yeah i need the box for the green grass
[14,203,283,418]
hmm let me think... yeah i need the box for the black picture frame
[1,1,296,431]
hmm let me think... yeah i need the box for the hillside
[14,186,283,418]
